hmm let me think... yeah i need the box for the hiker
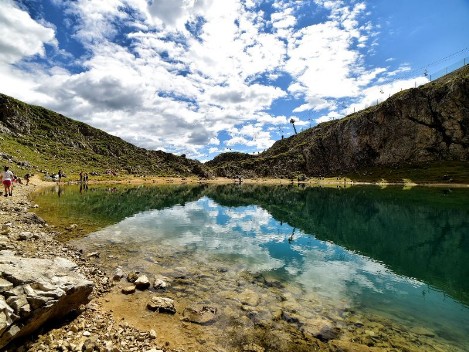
[24,173,30,185]
[1,166,14,197]
[58,169,64,183]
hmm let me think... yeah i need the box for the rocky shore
[0,180,166,352]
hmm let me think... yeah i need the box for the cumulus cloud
[147,0,214,30]
[0,0,56,64]
[285,2,376,101]
[0,0,432,159]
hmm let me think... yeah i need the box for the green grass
[345,161,469,184]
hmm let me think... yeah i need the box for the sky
[1,0,468,161]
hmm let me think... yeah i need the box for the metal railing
[428,56,469,81]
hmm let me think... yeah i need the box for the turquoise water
[33,184,469,350]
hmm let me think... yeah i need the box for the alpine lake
[31,182,469,352]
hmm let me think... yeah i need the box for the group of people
[1,165,94,198]
[79,171,89,183]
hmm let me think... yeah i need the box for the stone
[86,251,99,258]
[149,329,157,339]
[0,252,93,349]
[302,318,341,342]
[329,340,376,352]
[182,305,217,325]
[121,285,136,295]
[18,232,32,241]
[134,275,150,290]
[113,267,125,281]
[147,297,176,314]
[238,289,260,307]
[21,213,45,225]
[127,272,139,283]
[0,279,13,293]
[153,276,170,290]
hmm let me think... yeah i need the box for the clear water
[32,184,469,351]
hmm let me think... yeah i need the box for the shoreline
[53,174,469,188]
[1,178,168,351]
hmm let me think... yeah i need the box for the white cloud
[0,0,435,160]
[345,76,429,115]
[285,0,382,115]
[315,111,341,124]
[0,0,56,64]
[147,0,214,30]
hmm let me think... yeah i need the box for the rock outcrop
[0,250,93,349]
[208,65,469,178]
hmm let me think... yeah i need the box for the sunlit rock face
[0,251,93,349]
[209,66,469,178]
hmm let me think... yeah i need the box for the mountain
[207,65,469,182]
[0,94,210,178]
[2,65,468,182]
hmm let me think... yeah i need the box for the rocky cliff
[208,65,469,179]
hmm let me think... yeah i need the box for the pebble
[122,285,136,294]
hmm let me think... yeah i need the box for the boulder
[0,250,93,349]
[112,267,125,281]
[153,275,170,290]
[134,275,150,290]
[147,297,176,314]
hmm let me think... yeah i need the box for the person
[1,166,14,197]
[24,173,30,186]
[58,169,63,183]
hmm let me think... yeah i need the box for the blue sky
[1,0,468,161]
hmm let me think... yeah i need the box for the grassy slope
[0,93,209,179]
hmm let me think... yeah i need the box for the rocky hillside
[0,94,210,178]
[208,65,469,180]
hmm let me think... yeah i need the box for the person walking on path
[58,169,64,183]
[1,166,14,197]
[24,173,30,186]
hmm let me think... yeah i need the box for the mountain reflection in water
[32,183,469,350]
[33,183,469,306]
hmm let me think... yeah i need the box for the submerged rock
[302,318,341,342]
[0,251,93,349]
[153,275,170,290]
[182,305,217,325]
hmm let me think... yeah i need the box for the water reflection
[32,183,469,350]
[33,183,469,304]
[206,184,469,305]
